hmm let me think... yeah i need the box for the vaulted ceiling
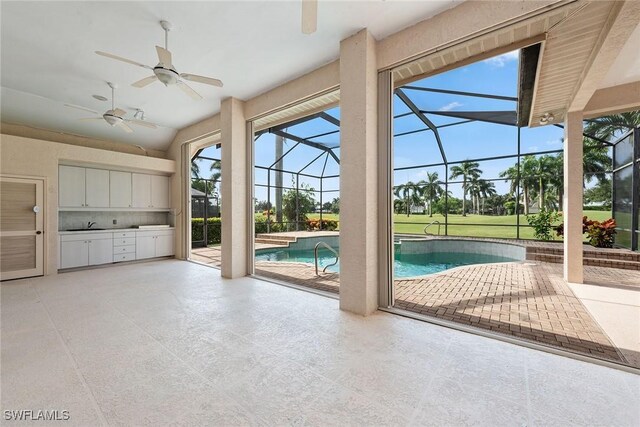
[0,0,460,150]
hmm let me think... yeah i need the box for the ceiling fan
[64,82,158,133]
[95,21,223,100]
[302,0,318,34]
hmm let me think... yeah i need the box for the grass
[307,210,612,240]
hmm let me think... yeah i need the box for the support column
[339,29,378,315]
[563,111,583,283]
[221,97,248,278]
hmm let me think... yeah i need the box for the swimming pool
[255,245,519,278]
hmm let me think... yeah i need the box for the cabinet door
[85,168,110,208]
[155,233,175,257]
[136,235,156,259]
[150,175,170,209]
[88,238,113,265]
[131,173,151,208]
[60,240,88,269]
[109,171,132,208]
[59,166,85,207]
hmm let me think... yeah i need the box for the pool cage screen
[612,127,640,251]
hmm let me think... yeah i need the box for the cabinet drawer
[113,231,136,239]
[113,253,136,262]
[113,244,136,254]
[113,237,135,246]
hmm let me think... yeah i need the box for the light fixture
[92,94,108,101]
[539,112,555,125]
[133,109,145,121]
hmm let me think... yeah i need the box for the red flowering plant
[305,219,338,231]
[555,216,617,248]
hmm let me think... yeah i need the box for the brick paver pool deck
[191,244,640,368]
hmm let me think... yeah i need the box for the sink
[65,228,106,231]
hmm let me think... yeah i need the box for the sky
[196,49,572,203]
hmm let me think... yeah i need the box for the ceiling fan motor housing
[103,112,124,126]
[154,67,179,86]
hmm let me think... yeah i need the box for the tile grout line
[31,283,110,427]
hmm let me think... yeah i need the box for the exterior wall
[0,134,175,275]
[397,239,526,260]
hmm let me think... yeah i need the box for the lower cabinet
[136,230,175,259]
[60,229,174,269]
[60,233,113,269]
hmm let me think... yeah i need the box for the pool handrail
[423,220,441,236]
[314,241,339,275]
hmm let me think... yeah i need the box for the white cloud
[546,139,562,146]
[484,50,519,67]
[438,101,463,111]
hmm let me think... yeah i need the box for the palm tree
[449,161,482,216]
[191,161,200,179]
[584,112,640,139]
[417,172,443,217]
[209,160,221,194]
[394,181,422,216]
[477,179,496,214]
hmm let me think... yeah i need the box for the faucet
[87,221,97,229]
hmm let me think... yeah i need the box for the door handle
[36,231,42,235]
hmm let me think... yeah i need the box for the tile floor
[2,260,638,426]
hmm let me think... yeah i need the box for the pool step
[255,238,291,246]
[256,234,298,242]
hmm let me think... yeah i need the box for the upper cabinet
[109,171,132,208]
[59,166,170,210]
[59,166,86,207]
[132,173,152,208]
[151,175,170,209]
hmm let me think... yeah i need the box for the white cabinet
[109,171,132,208]
[85,168,110,208]
[60,166,169,210]
[59,166,86,207]
[151,175,170,209]
[60,233,113,269]
[136,230,175,259]
[60,240,89,269]
[132,173,152,208]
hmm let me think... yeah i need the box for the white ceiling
[1,0,460,150]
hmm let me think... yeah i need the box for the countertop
[59,226,174,235]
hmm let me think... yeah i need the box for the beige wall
[0,134,175,275]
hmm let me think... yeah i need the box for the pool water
[254,247,517,278]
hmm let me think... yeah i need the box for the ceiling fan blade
[95,51,153,70]
[176,80,202,100]
[180,73,223,87]
[112,108,127,117]
[132,75,158,88]
[155,46,172,67]
[65,103,99,114]
[78,117,103,121]
[126,119,157,129]
[302,0,318,34]
[115,122,134,133]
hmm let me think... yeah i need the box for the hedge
[192,217,222,245]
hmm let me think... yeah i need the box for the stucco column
[221,97,248,278]
[339,29,378,315]
[563,111,583,283]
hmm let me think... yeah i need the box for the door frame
[0,175,46,281]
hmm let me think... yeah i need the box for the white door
[59,166,85,207]
[132,173,151,208]
[88,239,113,265]
[0,177,45,280]
[156,233,175,257]
[151,175,170,208]
[136,235,156,259]
[110,171,132,208]
[60,240,88,269]
[85,168,110,208]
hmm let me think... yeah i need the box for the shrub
[306,219,338,231]
[526,210,561,241]
[191,217,222,245]
[554,216,617,248]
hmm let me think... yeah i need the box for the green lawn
[307,210,612,240]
